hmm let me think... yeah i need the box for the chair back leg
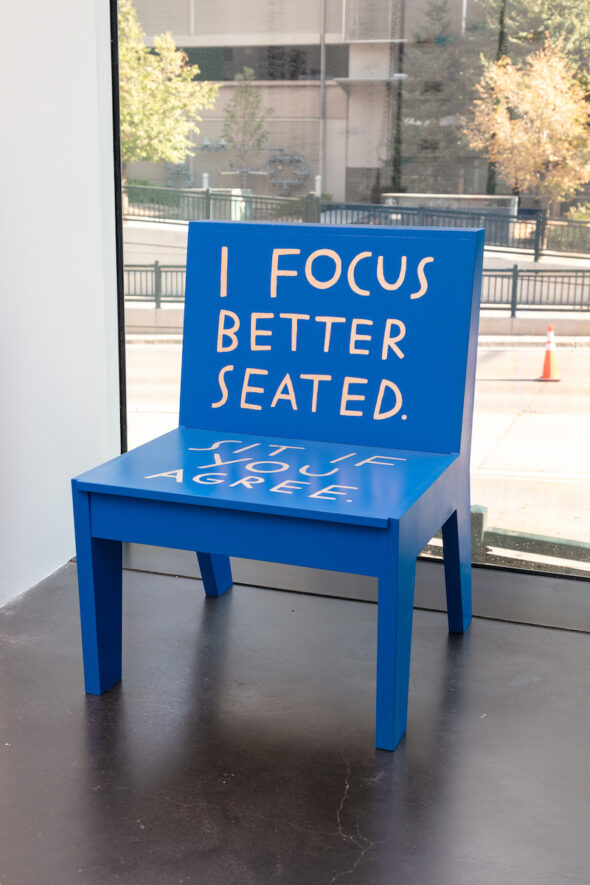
[196,552,233,597]
[442,506,472,634]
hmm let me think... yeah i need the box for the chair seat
[75,427,458,528]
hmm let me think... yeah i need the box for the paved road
[471,345,590,545]
[125,340,590,546]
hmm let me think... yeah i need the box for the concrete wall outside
[126,160,168,185]
[135,0,344,46]
[324,118,347,200]
[124,221,189,265]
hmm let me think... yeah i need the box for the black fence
[125,262,590,313]
[124,185,319,224]
[544,219,590,256]
[483,266,590,314]
[124,263,186,307]
[122,186,590,260]
[321,202,544,256]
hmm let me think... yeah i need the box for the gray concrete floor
[1,563,589,884]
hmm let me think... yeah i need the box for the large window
[119,0,590,581]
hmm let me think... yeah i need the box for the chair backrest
[180,222,484,455]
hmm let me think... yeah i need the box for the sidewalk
[125,330,590,348]
[478,310,590,336]
[484,248,590,271]
[124,302,590,337]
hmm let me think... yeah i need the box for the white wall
[0,1,120,606]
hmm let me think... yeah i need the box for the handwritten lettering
[144,439,410,505]
[204,243,439,427]
[240,368,268,410]
[270,248,300,299]
[211,365,233,408]
[213,312,409,360]
[410,257,434,299]
[264,248,433,299]
[211,368,405,421]
[217,310,240,352]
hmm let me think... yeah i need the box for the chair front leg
[72,485,123,694]
[376,530,416,752]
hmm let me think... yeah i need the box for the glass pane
[120,0,590,580]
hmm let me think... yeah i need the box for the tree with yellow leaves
[463,41,590,203]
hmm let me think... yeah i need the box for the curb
[479,335,590,349]
[124,333,590,348]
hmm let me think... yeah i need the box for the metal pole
[486,0,507,195]
[390,0,406,192]
[154,261,162,309]
[318,0,327,188]
[510,264,519,317]
[534,212,543,262]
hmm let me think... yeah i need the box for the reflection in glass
[121,0,590,579]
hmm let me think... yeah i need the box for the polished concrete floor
[1,563,589,885]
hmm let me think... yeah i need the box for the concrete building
[131,0,492,202]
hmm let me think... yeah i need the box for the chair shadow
[78,577,477,880]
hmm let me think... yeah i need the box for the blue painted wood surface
[180,223,478,454]
[72,221,484,751]
[88,494,383,576]
[75,428,458,527]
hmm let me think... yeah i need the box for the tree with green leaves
[221,67,272,188]
[463,40,590,204]
[118,0,217,179]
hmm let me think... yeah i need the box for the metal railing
[321,201,543,257]
[544,219,590,256]
[124,185,319,224]
[124,263,186,307]
[123,185,590,259]
[125,262,590,312]
[482,266,590,314]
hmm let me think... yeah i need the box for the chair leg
[196,553,233,597]
[442,506,472,634]
[376,546,416,751]
[72,486,122,695]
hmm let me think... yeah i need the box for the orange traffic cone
[539,324,560,381]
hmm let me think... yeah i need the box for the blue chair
[72,221,484,750]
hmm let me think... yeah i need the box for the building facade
[131,0,494,201]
